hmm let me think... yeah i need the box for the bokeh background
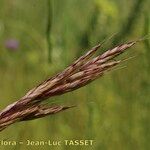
[0,0,149,150]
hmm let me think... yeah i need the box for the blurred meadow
[0,0,150,150]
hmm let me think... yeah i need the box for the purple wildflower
[5,39,19,51]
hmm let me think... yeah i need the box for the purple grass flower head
[5,39,19,51]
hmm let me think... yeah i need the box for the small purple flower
[5,39,19,51]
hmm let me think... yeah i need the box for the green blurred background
[0,0,149,150]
